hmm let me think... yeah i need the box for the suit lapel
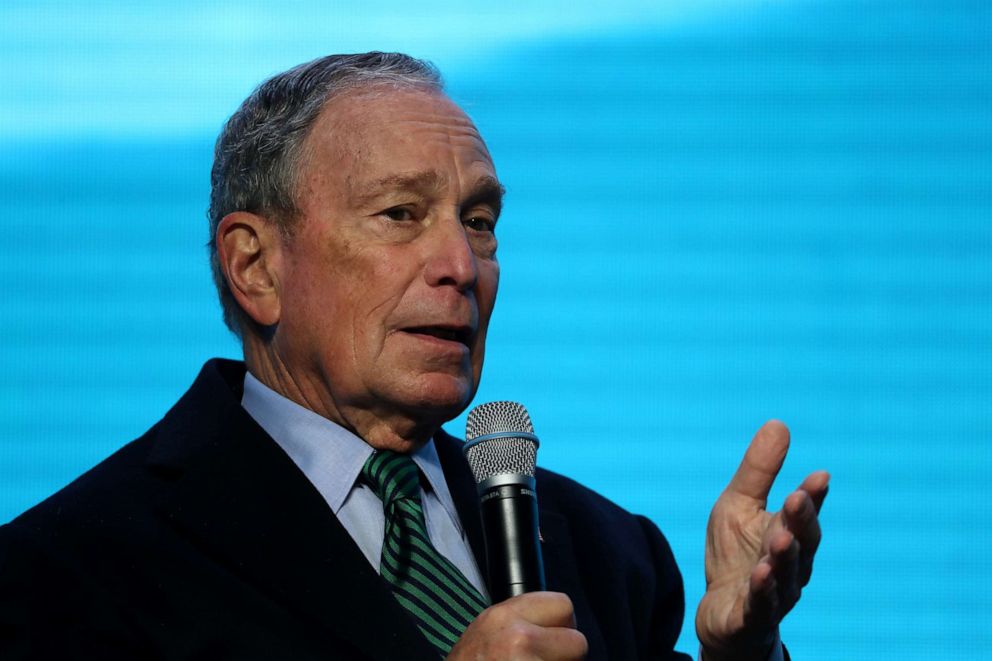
[533,506,607,658]
[146,360,439,661]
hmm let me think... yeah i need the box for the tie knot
[362,450,421,505]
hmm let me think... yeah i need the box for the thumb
[724,420,790,507]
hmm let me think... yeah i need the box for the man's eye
[382,207,415,221]
[463,216,496,233]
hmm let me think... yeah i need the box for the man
[0,53,828,660]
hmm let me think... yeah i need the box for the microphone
[463,401,546,602]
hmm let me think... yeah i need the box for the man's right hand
[447,592,588,660]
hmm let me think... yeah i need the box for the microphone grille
[464,401,539,483]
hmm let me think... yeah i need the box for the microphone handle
[478,476,546,603]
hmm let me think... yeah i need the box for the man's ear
[216,211,283,328]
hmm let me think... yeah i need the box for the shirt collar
[240,371,462,532]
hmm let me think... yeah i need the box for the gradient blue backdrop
[2,1,990,657]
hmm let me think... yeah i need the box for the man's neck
[243,342,439,452]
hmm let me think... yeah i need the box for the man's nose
[423,216,478,291]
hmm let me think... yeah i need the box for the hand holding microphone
[447,401,587,660]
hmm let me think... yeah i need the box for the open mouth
[403,326,472,347]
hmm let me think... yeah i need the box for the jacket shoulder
[534,465,671,553]
[1,358,249,546]
[534,466,689,660]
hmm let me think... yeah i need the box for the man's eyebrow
[464,176,505,215]
[351,171,505,213]
[351,170,446,206]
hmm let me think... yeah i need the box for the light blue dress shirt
[240,371,489,600]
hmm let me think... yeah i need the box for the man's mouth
[403,326,472,347]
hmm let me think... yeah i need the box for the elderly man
[0,53,828,660]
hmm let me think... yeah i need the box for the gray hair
[208,52,444,337]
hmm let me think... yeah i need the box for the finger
[798,470,831,514]
[783,490,822,582]
[743,557,777,632]
[503,591,577,629]
[532,627,589,660]
[769,530,800,615]
[454,598,586,661]
[725,420,791,507]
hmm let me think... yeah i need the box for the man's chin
[399,372,476,423]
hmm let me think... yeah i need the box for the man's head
[208,53,446,333]
[210,53,502,450]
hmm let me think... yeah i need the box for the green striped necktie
[362,450,489,656]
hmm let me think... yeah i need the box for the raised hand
[696,421,829,661]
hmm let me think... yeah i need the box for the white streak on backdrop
[0,0,782,137]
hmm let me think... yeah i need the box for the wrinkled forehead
[301,86,495,187]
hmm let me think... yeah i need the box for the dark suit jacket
[0,359,691,660]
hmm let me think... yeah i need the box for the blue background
[2,1,990,657]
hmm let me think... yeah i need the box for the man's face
[269,87,501,444]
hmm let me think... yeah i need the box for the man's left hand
[695,420,829,661]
